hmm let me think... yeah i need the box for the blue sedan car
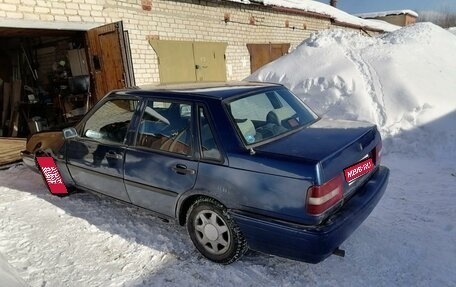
[21,82,389,264]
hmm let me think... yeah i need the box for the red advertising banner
[36,157,68,195]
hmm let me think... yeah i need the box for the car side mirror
[85,129,102,139]
[63,127,78,139]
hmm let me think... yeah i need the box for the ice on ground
[247,23,456,159]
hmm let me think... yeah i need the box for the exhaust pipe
[333,247,345,257]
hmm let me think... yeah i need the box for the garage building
[0,0,393,139]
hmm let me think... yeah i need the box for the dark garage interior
[0,21,134,139]
[0,27,91,138]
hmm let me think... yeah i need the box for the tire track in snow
[342,45,388,127]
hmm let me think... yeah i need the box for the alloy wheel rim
[194,209,230,255]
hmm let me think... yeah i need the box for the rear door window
[198,107,222,161]
[135,100,193,156]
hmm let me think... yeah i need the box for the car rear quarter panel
[191,154,319,225]
[191,97,321,224]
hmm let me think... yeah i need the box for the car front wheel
[186,198,248,264]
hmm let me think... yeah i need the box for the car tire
[186,197,248,264]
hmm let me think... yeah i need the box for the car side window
[136,100,192,156]
[83,99,138,144]
[199,107,221,161]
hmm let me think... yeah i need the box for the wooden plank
[0,137,26,166]
[10,110,19,137]
[68,49,89,76]
[2,82,11,127]
[9,80,21,137]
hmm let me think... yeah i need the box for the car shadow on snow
[382,110,456,159]
[1,167,343,285]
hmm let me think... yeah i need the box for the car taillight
[307,174,344,215]
[375,141,383,165]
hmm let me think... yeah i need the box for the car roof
[114,81,283,100]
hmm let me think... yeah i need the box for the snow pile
[449,27,456,36]
[247,23,456,158]
[226,0,399,32]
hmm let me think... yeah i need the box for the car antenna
[249,148,256,155]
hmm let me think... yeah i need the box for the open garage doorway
[0,21,134,139]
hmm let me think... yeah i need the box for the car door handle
[105,151,123,160]
[172,164,195,175]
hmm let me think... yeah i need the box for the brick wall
[0,0,358,85]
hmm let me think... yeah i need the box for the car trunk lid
[255,118,380,189]
[256,118,382,221]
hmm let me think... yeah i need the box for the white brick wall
[0,0,369,85]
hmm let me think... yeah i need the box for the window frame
[132,97,196,158]
[196,104,225,164]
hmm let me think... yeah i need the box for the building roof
[225,0,400,32]
[355,10,419,19]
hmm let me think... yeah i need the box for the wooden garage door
[247,43,290,73]
[85,21,135,102]
[150,40,227,84]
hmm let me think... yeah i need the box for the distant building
[356,10,418,27]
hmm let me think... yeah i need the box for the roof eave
[331,19,385,33]
[261,4,386,33]
[270,5,332,20]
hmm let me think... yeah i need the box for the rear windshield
[226,88,318,145]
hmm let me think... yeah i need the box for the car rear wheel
[186,197,248,264]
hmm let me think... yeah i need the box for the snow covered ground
[0,156,455,287]
[0,252,27,286]
[1,23,456,286]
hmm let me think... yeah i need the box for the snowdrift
[449,27,456,36]
[247,23,456,158]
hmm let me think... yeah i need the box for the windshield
[226,88,318,145]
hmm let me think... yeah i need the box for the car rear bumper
[231,166,389,263]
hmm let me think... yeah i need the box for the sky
[314,0,456,14]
